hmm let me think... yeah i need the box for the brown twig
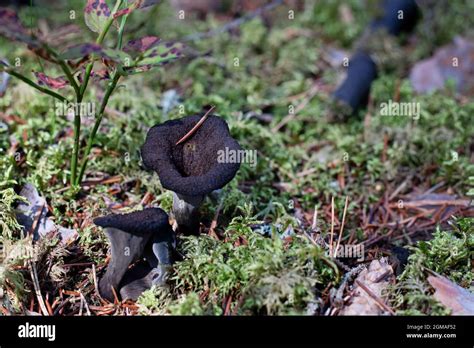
[28,261,49,316]
[175,106,215,145]
[209,197,224,240]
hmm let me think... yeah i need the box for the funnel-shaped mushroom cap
[93,208,169,235]
[141,114,241,197]
[94,208,171,301]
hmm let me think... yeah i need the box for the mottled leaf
[124,36,161,55]
[34,72,69,89]
[0,8,41,47]
[59,43,103,60]
[136,41,184,67]
[60,44,132,65]
[84,0,112,33]
[101,48,132,65]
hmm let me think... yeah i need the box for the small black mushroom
[141,114,241,235]
[332,51,377,113]
[94,208,175,301]
[332,0,419,114]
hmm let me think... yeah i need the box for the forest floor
[0,0,473,315]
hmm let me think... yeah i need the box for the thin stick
[209,197,224,240]
[92,264,99,296]
[29,261,49,316]
[111,285,120,305]
[334,196,349,257]
[355,279,395,315]
[79,293,84,316]
[175,106,215,145]
[311,206,318,231]
[80,292,91,316]
[329,196,335,257]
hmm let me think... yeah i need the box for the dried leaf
[410,37,474,96]
[34,72,69,89]
[16,183,77,243]
[84,0,112,33]
[339,258,395,315]
[427,275,474,315]
[91,68,111,81]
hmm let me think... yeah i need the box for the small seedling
[0,1,184,192]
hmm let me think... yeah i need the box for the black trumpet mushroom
[94,208,175,301]
[141,114,241,235]
[332,51,377,112]
[332,0,419,114]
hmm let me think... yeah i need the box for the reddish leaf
[91,69,111,80]
[34,72,69,89]
[113,0,160,18]
[84,0,112,33]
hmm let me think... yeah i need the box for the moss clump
[167,204,338,315]
[390,217,474,315]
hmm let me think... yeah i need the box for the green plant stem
[43,45,80,97]
[6,69,67,102]
[69,102,82,187]
[79,0,123,99]
[58,60,80,96]
[117,14,129,50]
[43,47,82,187]
[76,73,121,185]
[71,0,123,188]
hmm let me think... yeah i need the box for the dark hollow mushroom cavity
[94,208,175,301]
[141,114,241,235]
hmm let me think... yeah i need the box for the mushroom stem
[172,192,204,235]
[99,227,149,301]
